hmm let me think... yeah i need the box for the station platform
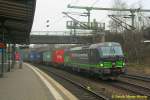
[0,62,78,100]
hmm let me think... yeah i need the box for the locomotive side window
[89,49,99,63]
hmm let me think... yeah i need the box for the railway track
[114,73,150,97]
[34,64,150,99]
[120,74,150,82]
[37,65,110,100]
[109,79,150,97]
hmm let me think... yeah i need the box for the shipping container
[52,49,64,65]
[24,53,29,62]
[21,50,29,62]
[43,51,51,65]
[36,52,43,64]
[29,51,42,63]
[29,51,37,63]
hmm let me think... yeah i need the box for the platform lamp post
[0,23,6,77]
[7,43,11,72]
[11,44,16,69]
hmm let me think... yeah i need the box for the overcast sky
[31,0,150,32]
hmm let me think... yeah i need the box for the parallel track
[38,65,110,100]
[109,80,150,97]
[34,64,150,99]
[121,74,150,82]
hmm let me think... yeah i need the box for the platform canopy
[0,0,36,44]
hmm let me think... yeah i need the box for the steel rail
[109,80,150,97]
[47,69,109,100]
[37,65,110,100]
[121,74,150,82]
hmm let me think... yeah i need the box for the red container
[15,52,20,61]
[52,49,64,65]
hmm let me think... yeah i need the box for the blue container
[29,51,43,63]
[29,51,37,63]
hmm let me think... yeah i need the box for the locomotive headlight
[123,62,125,66]
[100,63,104,67]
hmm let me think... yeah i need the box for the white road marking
[25,63,64,100]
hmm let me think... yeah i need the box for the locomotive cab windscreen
[95,43,125,69]
[99,46,123,57]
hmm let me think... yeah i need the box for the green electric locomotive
[64,42,125,79]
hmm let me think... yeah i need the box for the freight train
[22,42,126,79]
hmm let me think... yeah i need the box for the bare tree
[109,0,128,33]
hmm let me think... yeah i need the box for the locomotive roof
[89,42,121,49]
[70,46,82,51]
[70,42,121,51]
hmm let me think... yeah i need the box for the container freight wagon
[36,52,43,64]
[52,49,64,66]
[22,51,29,62]
[43,51,52,65]
[29,51,43,64]
[21,49,31,62]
